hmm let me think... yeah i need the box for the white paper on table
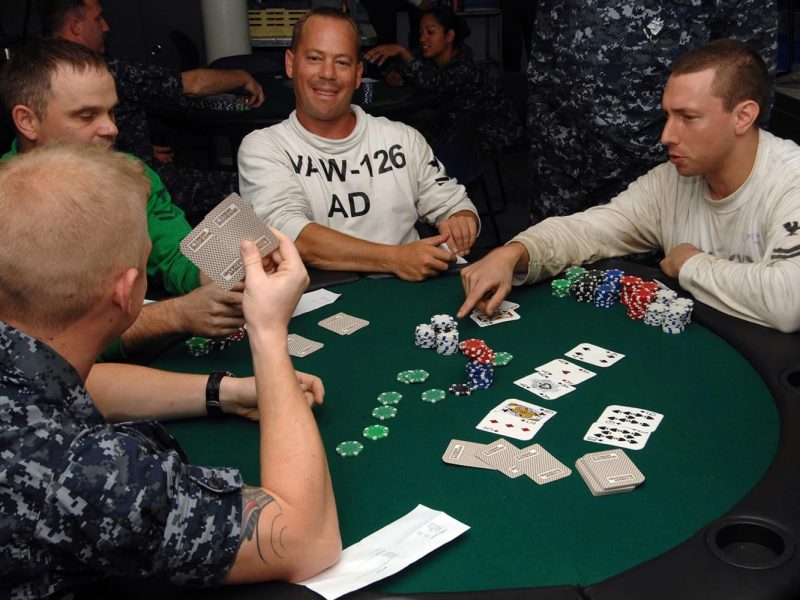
[298,504,469,600]
[291,289,341,318]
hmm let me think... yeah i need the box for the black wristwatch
[206,371,235,418]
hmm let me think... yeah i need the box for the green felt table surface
[153,274,778,593]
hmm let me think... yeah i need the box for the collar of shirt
[0,320,103,425]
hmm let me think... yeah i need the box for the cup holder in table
[707,518,795,570]
[781,368,800,391]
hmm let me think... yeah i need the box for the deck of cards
[575,449,645,496]
[442,438,571,485]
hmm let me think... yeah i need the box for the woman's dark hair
[422,7,471,48]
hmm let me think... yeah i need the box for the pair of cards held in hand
[179,193,278,290]
[443,438,572,485]
[514,343,624,401]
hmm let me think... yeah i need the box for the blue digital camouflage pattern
[527,0,778,223]
[108,59,238,225]
[402,44,523,153]
[0,322,243,598]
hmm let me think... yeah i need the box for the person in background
[41,0,266,224]
[364,7,522,153]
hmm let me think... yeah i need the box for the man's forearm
[119,299,187,355]
[295,223,396,273]
[181,68,249,96]
[86,363,247,421]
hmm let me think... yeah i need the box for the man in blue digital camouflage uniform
[527,0,778,224]
[0,144,340,597]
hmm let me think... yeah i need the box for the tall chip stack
[415,314,460,355]
[459,339,495,390]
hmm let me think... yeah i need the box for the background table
[105,264,800,600]
[147,76,438,171]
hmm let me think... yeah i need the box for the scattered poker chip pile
[551,267,694,334]
[184,325,246,357]
[415,313,459,355]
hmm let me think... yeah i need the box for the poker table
[100,262,800,600]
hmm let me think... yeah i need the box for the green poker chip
[421,388,446,403]
[372,405,398,420]
[363,424,389,440]
[335,441,364,457]
[377,391,402,405]
[185,336,211,357]
[492,352,514,367]
[396,369,430,384]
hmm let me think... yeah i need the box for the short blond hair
[0,144,151,330]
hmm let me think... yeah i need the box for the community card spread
[513,444,572,485]
[536,358,596,386]
[179,193,278,290]
[286,334,324,358]
[470,308,521,327]
[564,343,625,368]
[513,371,576,400]
[475,399,556,441]
[442,439,493,469]
[597,405,664,433]
[318,312,369,335]
[584,421,651,450]
[474,438,525,478]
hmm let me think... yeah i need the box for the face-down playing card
[180,193,278,290]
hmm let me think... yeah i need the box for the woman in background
[365,7,522,153]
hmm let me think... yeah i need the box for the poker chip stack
[459,339,495,390]
[662,299,694,334]
[185,336,212,357]
[551,278,571,298]
[415,314,460,355]
[643,302,668,326]
[571,270,605,303]
[593,283,618,309]
[619,275,644,306]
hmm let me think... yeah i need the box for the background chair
[434,110,502,246]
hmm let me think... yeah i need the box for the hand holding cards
[180,193,278,290]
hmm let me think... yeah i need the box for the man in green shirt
[0,39,245,358]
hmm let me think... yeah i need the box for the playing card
[475,399,556,441]
[580,449,645,490]
[474,438,525,478]
[564,343,625,368]
[469,308,521,327]
[513,444,572,485]
[180,193,279,290]
[513,371,576,400]
[442,439,494,469]
[597,405,664,433]
[536,358,596,386]
[583,421,651,450]
[318,312,369,335]
[498,300,519,311]
[286,334,324,358]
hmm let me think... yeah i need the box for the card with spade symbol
[514,371,575,400]
[564,342,624,368]
[535,358,596,386]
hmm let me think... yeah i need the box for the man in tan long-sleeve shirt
[459,40,800,333]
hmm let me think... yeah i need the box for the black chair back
[433,110,484,185]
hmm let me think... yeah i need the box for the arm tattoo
[241,486,286,563]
